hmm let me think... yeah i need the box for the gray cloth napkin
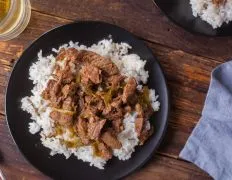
[179,61,232,180]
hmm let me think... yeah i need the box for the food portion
[21,39,160,169]
[190,0,232,28]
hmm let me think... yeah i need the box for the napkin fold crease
[179,61,232,180]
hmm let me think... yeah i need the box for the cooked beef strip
[76,117,90,145]
[50,96,63,108]
[50,80,62,97]
[135,103,144,137]
[77,51,119,76]
[56,48,80,62]
[88,119,106,140]
[80,64,102,85]
[96,98,105,111]
[61,82,77,98]
[77,50,102,63]
[102,106,123,121]
[91,59,119,76]
[50,111,73,126]
[62,97,76,111]
[111,96,122,109]
[107,74,124,88]
[112,118,123,133]
[42,79,56,100]
[66,48,79,62]
[139,126,154,145]
[96,142,112,160]
[101,130,122,149]
[84,96,92,104]
[122,77,137,103]
[60,67,75,84]
[56,48,66,61]
[135,117,144,137]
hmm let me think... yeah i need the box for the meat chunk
[88,119,106,140]
[56,48,66,61]
[108,75,124,88]
[60,67,75,84]
[42,79,56,100]
[76,118,90,145]
[122,78,137,103]
[78,51,119,76]
[102,107,123,121]
[84,96,104,111]
[56,48,79,62]
[61,82,77,98]
[112,119,123,133]
[135,103,144,117]
[50,111,73,126]
[48,80,63,108]
[96,142,112,160]
[91,59,119,76]
[62,97,76,111]
[81,107,97,118]
[135,117,144,137]
[139,126,154,145]
[66,48,79,62]
[111,96,122,109]
[77,50,102,63]
[84,96,92,104]
[101,131,122,149]
[80,64,102,85]
[135,103,145,136]
[50,96,63,108]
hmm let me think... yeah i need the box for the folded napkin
[179,61,232,180]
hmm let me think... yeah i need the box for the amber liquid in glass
[0,0,31,41]
[0,0,11,22]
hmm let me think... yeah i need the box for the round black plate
[154,0,232,36]
[5,21,169,180]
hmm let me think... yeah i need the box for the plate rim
[5,20,170,179]
[152,0,232,37]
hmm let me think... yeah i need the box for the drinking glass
[0,0,31,41]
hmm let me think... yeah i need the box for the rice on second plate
[21,39,160,169]
[190,0,232,28]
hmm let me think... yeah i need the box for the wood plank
[30,0,232,61]
[0,118,211,180]
[126,155,211,180]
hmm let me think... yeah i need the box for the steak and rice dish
[21,39,160,169]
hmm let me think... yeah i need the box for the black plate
[154,0,232,36]
[5,21,169,180]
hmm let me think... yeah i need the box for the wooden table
[1,0,232,179]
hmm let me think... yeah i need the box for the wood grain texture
[0,1,222,179]
[30,0,232,61]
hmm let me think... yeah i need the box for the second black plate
[154,0,232,36]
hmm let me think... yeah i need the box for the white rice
[21,39,160,169]
[190,0,232,28]
[113,113,139,160]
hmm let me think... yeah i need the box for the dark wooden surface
[1,0,231,179]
